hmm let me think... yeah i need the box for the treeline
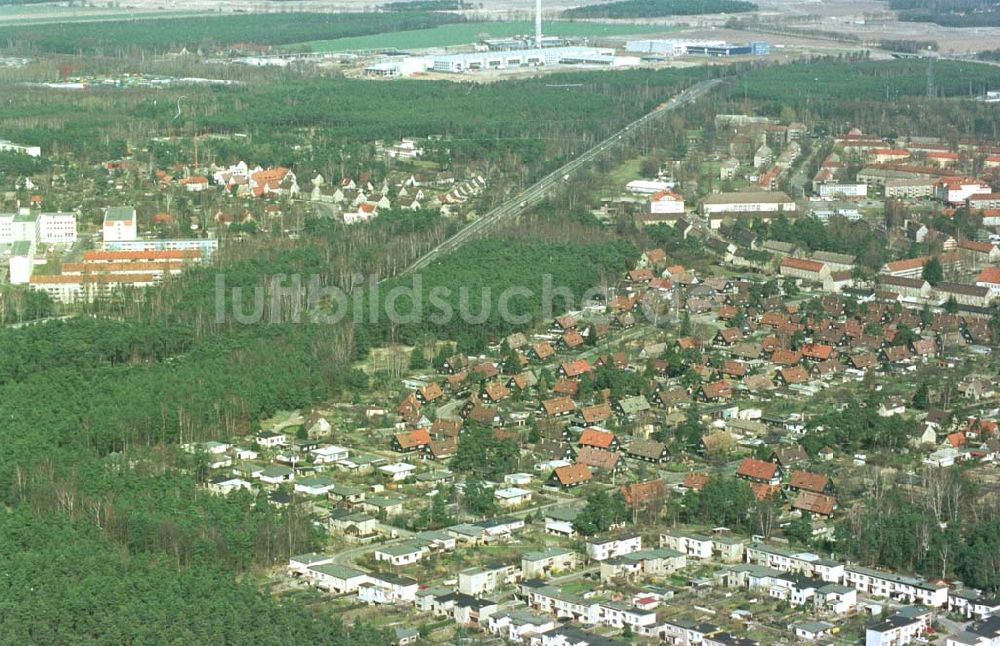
[381,0,472,9]
[563,0,757,19]
[722,57,1000,138]
[747,215,889,270]
[0,66,708,182]
[366,235,638,353]
[879,39,938,52]
[890,0,1000,26]
[0,11,464,55]
[838,469,1000,592]
[0,509,390,644]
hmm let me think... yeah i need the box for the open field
[0,11,463,54]
[288,20,680,52]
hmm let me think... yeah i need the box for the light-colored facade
[102,206,137,242]
[38,212,77,244]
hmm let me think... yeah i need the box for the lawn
[288,20,678,52]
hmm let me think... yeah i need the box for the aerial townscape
[2,0,1000,644]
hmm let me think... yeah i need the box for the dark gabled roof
[627,439,668,460]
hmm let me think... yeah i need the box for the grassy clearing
[289,20,679,52]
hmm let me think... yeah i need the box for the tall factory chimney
[535,0,543,48]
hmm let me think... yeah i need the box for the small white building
[358,574,419,605]
[307,563,371,594]
[374,541,429,567]
[649,189,685,214]
[255,431,287,448]
[494,487,533,507]
[312,445,350,464]
[379,462,417,481]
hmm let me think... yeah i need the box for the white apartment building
[660,531,714,559]
[102,206,137,242]
[745,543,844,582]
[845,566,949,607]
[458,564,519,596]
[38,212,77,244]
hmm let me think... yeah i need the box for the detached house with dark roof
[626,439,669,464]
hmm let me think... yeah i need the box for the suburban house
[521,548,579,579]
[548,463,592,489]
[585,534,643,561]
[736,458,784,485]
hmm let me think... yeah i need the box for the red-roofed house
[541,397,576,417]
[736,458,783,485]
[681,472,710,491]
[792,491,837,517]
[650,189,685,214]
[548,463,592,488]
[392,429,432,453]
[558,360,592,379]
[976,267,1000,297]
[576,447,625,474]
[787,470,833,495]
[579,428,619,451]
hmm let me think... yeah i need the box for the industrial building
[430,47,617,73]
[626,39,770,57]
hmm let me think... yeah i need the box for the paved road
[396,79,724,278]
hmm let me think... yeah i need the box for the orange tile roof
[682,472,710,491]
[801,343,834,361]
[29,273,157,285]
[576,446,621,471]
[781,257,825,273]
[737,458,779,482]
[552,463,592,486]
[748,482,781,500]
[83,249,201,262]
[581,402,612,424]
[884,256,928,273]
[792,491,836,515]
[788,470,830,493]
[977,267,1000,284]
[394,429,431,449]
[541,396,576,416]
[620,479,666,506]
[960,240,994,253]
[561,359,592,378]
[579,428,616,449]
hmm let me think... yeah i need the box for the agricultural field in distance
[287,20,679,52]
